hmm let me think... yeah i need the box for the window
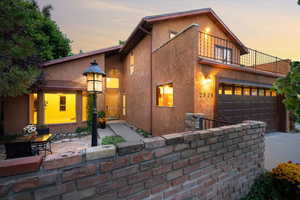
[122,95,126,116]
[243,87,250,96]
[265,89,271,96]
[82,95,88,121]
[44,93,76,124]
[106,78,119,89]
[234,87,242,95]
[59,96,66,111]
[271,91,277,97]
[224,85,232,95]
[218,85,223,95]
[157,83,174,107]
[215,45,232,63]
[130,51,134,75]
[259,88,265,96]
[29,93,38,124]
[169,31,177,39]
[251,88,258,96]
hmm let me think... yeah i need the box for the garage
[216,78,285,132]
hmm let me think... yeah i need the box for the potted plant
[97,111,107,129]
[36,124,50,135]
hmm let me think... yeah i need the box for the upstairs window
[169,31,177,39]
[224,85,232,95]
[234,86,242,95]
[157,83,174,107]
[215,45,232,64]
[129,51,134,75]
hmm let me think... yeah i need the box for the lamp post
[83,60,106,146]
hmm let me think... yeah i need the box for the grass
[101,136,125,145]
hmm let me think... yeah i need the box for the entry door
[105,90,120,119]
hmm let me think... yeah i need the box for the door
[105,90,120,119]
[216,85,280,132]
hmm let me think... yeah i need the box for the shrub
[101,136,125,145]
[136,129,152,138]
[75,127,88,133]
[242,162,300,200]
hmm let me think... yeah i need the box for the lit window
[29,93,38,124]
[259,88,265,96]
[82,95,88,121]
[224,85,232,95]
[169,31,177,39]
[106,78,119,89]
[122,95,126,116]
[251,88,258,96]
[44,93,76,124]
[243,87,250,96]
[215,45,233,64]
[130,51,134,75]
[265,89,271,96]
[271,91,277,97]
[218,85,223,95]
[157,83,174,107]
[234,87,242,95]
[59,96,66,111]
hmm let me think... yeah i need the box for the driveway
[265,132,300,170]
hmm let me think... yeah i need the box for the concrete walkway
[265,132,300,170]
[108,123,143,142]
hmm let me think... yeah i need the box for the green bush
[101,136,125,145]
[75,127,88,133]
[136,129,152,138]
[241,173,282,200]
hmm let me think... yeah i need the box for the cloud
[81,0,156,16]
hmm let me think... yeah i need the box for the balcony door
[215,45,232,64]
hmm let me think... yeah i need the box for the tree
[0,0,72,134]
[273,61,300,123]
[298,0,300,5]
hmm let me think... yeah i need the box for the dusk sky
[36,0,300,61]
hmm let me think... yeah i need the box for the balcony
[198,32,290,75]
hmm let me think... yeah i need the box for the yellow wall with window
[82,95,88,121]
[44,93,76,124]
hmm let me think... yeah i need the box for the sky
[36,0,300,61]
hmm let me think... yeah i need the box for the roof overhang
[120,8,248,55]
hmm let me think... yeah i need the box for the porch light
[204,27,210,34]
[83,60,106,146]
[83,60,106,93]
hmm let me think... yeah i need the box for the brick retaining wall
[0,121,265,200]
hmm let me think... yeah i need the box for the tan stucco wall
[123,35,152,132]
[194,63,279,121]
[152,25,199,136]
[151,14,241,61]
[4,95,28,135]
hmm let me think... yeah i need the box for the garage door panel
[217,94,278,132]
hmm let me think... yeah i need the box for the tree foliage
[0,0,71,97]
[298,0,300,5]
[273,62,300,123]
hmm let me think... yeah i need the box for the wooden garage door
[216,95,279,132]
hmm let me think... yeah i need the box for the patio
[0,127,116,160]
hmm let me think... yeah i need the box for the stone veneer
[0,121,265,200]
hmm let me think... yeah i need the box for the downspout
[138,24,153,133]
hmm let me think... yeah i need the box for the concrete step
[108,123,143,143]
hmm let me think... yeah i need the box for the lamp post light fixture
[83,60,106,146]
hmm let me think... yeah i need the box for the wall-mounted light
[204,27,210,34]
[202,77,212,85]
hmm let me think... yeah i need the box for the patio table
[32,133,54,156]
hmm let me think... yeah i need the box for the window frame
[59,96,66,111]
[214,45,233,64]
[156,83,174,107]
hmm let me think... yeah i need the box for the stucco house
[3,8,290,136]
